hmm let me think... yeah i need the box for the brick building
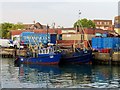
[10,29,62,40]
[23,22,48,30]
[114,16,120,35]
[10,26,117,48]
[114,16,120,25]
[93,20,113,30]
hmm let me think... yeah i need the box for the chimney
[33,20,35,24]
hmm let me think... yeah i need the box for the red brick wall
[11,29,62,35]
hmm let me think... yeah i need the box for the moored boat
[58,11,93,64]
[20,53,61,65]
[15,45,62,65]
[14,24,62,65]
[60,48,92,64]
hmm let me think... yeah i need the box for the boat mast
[46,24,48,45]
[78,10,84,49]
[78,10,92,50]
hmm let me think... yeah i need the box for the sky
[0,0,119,28]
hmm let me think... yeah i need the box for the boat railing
[38,47,56,54]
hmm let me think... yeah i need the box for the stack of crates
[102,37,119,49]
[92,37,103,50]
[92,37,120,50]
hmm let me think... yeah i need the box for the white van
[0,39,14,48]
[13,40,24,49]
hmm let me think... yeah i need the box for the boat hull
[19,53,61,65]
[60,50,92,64]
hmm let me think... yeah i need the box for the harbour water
[1,57,120,88]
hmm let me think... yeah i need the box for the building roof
[22,22,48,30]
[93,20,112,22]
[10,27,116,36]
[61,28,75,30]
[114,16,120,19]
[10,29,62,35]
[62,28,115,34]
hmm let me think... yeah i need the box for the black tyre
[14,45,17,49]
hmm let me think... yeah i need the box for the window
[97,22,99,24]
[104,22,107,25]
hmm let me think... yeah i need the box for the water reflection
[92,65,113,83]
[60,65,92,85]
[18,64,60,88]
[1,58,120,88]
[18,64,120,88]
[18,64,92,88]
[91,65,120,88]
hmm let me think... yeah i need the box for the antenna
[78,10,81,19]
[77,10,81,33]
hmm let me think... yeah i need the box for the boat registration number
[50,55,54,58]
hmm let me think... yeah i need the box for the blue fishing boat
[59,11,93,64]
[15,25,61,65]
[20,53,61,65]
[60,48,92,64]
[15,46,61,65]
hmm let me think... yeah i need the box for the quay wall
[0,48,27,58]
[93,52,120,65]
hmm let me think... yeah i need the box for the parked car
[0,39,14,48]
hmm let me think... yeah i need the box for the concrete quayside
[0,47,120,65]
[93,52,120,65]
[0,48,27,58]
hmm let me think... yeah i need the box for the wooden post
[14,49,17,57]
[109,49,113,65]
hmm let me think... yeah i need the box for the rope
[28,36,35,52]
[78,22,92,49]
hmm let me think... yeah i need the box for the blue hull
[19,53,61,65]
[60,50,92,64]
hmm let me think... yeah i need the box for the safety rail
[38,47,57,54]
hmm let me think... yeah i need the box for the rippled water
[1,57,120,88]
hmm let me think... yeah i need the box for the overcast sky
[0,0,119,27]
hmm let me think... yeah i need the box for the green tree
[74,18,96,28]
[0,22,24,39]
[0,23,14,38]
[12,22,24,30]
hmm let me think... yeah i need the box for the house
[93,20,113,30]
[114,16,120,25]
[23,22,48,30]
[114,16,120,35]
[10,29,62,40]
[10,25,117,48]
